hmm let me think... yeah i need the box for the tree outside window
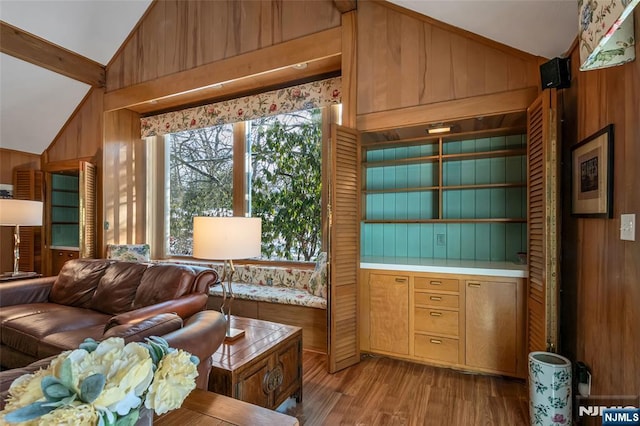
[167,108,322,262]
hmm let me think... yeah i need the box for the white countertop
[360,257,528,278]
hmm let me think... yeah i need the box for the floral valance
[141,77,341,138]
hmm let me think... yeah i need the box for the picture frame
[571,124,614,218]
[0,184,13,199]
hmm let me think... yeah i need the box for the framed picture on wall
[0,184,13,199]
[571,124,614,218]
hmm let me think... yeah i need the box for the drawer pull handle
[468,282,481,288]
[429,312,442,317]
[429,296,442,301]
[395,278,407,283]
[430,281,442,286]
[430,339,442,344]
[58,252,63,256]
[262,363,284,394]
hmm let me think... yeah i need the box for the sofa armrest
[105,293,208,331]
[162,310,226,389]
[0,277,55,307]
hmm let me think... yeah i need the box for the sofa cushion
[308,252,328,298]
[38,324,106,359]
[103,313,183,342]
[49,259,111,308]
[209,282,326,309]
[90,262,149,314]
[134,264,197,308]
[0,303,110,358]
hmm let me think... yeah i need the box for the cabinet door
[273,337,302,407]
[465,280,517,374]
[52,250,79,276]
[237,360,271,408]
[369,273,409,354]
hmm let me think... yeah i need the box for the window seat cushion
[209,282,326,309]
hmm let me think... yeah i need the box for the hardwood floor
[280,351,529,425]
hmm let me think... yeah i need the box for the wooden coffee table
[208,316,303,410]
[156,388,299,425]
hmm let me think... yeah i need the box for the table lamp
[0,199,43,276]
[193,216,261,341]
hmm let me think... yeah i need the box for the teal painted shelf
[361,133,528,262]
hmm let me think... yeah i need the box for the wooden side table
[156,388,299,425]
[208,316,303,410]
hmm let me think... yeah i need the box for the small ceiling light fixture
[292,62,308,70]
[426,125,451,134]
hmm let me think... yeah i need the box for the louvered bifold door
[327,124,360,373]
[13,169,43,273]
[79,161,97,258]
[526,90,560,353]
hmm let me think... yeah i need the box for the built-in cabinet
[50,172,80,248]
[361,268,526,378]
[369,273,409,355]
[361,130,527,262]
[45,161,97,276]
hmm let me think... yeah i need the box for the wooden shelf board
[363,186,439,194]
[442,183,526,190]
[362,155,439,168]
[362,218,527,224]
[442,149,526,161]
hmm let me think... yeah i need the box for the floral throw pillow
[308,252,327,299]
[106,244,150,262]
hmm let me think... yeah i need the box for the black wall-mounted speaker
[540,57,571,90]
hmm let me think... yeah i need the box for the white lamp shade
[579,0,639,70]
[0,199,43,226]
[193,217,261,260]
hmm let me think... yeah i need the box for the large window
[166,109,323,261]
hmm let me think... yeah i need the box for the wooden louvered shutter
[13,169,43,273]
[526,90,560,353]
[79,161,97,258]
[327,124,360,373]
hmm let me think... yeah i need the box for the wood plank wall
[0,149,41,273]
[44,89,103,163]
[102,109,146,251]
[356,1,541,116]
[560,8,639,409]
[106,0,341,91]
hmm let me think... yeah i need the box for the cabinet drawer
[414,277,458,292]
[414,334,458,364]
[414,292,458,309]
[414,307,458,336]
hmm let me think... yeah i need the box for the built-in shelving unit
[360,128,528,262]
[50,173,79,248]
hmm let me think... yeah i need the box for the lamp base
[225,328,245,341]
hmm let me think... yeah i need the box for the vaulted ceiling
[0,0,577,155]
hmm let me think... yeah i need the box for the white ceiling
[0,0,577,156]
[389,0,577,59]
[0,0,152,154]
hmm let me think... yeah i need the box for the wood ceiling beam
[333,0,357,13]
[0,21,105,88]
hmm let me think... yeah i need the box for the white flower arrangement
[0,336,199,425]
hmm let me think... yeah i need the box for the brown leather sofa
[0,310,227,409]
[0,258,219,369]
